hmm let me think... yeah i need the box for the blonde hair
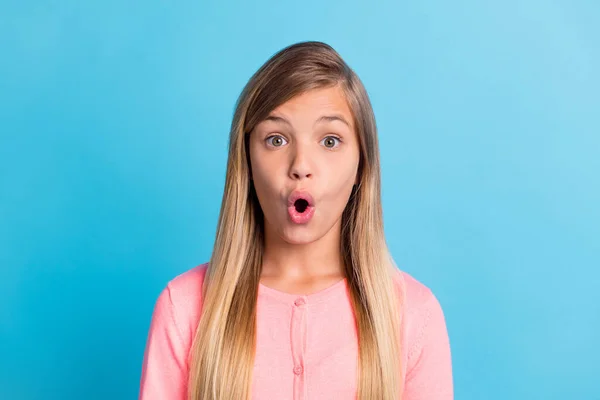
[187,41,406,400]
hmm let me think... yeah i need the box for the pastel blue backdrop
[1,1,598,399]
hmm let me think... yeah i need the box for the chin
[280,227,319,245]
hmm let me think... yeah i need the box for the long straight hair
[187,41,406,400]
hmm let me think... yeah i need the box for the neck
[260,218,345,281]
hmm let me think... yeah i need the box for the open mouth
[287,191,315,224]
[294,198,309,213]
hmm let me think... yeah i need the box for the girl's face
[249,85,360,245]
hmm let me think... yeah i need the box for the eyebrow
[263,114,351,129]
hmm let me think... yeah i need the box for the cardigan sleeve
[403,291,454,400]
[139,284,189,400]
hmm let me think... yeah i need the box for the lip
[287,189,316,224]
[287,190,315,207]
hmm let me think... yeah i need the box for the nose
[288,141,313,180]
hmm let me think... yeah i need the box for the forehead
[268,86,354,129]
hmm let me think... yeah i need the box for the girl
[139,41,453,400]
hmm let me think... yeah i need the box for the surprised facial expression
[248,85,360,245]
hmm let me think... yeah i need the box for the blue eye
[266,135,288,147]
[321,136,341,149]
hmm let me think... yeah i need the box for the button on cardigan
[139,263,453,399]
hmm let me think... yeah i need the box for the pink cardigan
[139,263,453,399]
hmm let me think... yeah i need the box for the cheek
[249,156,283,209]
[251,158,279,188]
[249,143,268,185]
[321,162,358,211]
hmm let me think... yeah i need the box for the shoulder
[140,263,210,393]
[391,268,448,359]
[166,261,209,298]
[391,267,438,312]
[393,268,438,310]
[159,262,210,342]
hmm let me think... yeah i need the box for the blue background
[1,1,598,399]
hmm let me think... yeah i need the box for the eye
[265,135,288,148]
[321,136,342,149]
